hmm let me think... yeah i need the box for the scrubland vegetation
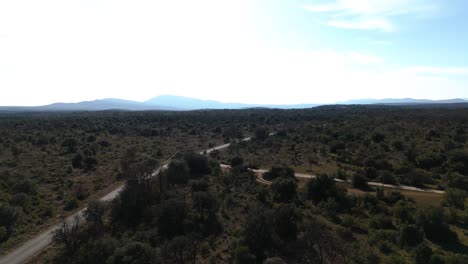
[1,105,467,263]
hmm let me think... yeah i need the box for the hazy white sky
[1,0,468,106]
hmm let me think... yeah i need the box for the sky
[1,0,468,106]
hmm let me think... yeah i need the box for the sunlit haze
[1,0,468,106]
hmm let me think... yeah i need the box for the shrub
[352,174,368,189]
[413,244,432,264]
[398,224,424,248]
[160,236,197,264]
[444,188,467,209]
[263,166,295,181]
[108,241,158,264]
[166,159,190,185]
[64,198,79,211]
[234,246,256,264]
[184,153,211,176]
[271,177,297,203]
[254,128,269,141]
[273,204,299,242]
[415,207,457,243]
[306,175,346,205]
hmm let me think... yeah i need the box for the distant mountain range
[0,95,467,112]
[339,98,468,105]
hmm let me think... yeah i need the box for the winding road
[221,164,444,194]
[0,132,443,264]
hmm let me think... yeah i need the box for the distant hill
[145,95,318,110]
[0,99,174,112]
[145,95,250,110]
[1,95,467,112]
[340,98,468,105]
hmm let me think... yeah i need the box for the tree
[111,170,160,227]
[444,188,467,209]
[263,166,295,181]
[271,177,297,203]
[231,156,244,167]
[107,241,158,264]
[393,201,415,225]
[379,171,398,185]
[302,218,352,264]
[306,174,346,204]
[120,147,137,178]
[84,200,106,231]
[415,207,456,243]
[161,236,198,264]
[263,257,287,264]
[62,138,78,153]
[52,216,82,256]
[413,244,432,264]
[372,132,385,143]
[72,154,83,168]
[233,246,256,264]
[166,159,190,185]
[352,174,368,189]
[398,224,424,248]
[0,203,21,241]
[273,204,299,242]
[244,206,274,261]
[254,127,269,141]
[184,153,211,176]
[13,179,36,195]
[192,191,218,222]
[155,199,188,239]
[83,156,98,171]
[77,237,119,264]
[0,227,7,242]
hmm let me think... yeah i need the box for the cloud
[304,0,438,32]
[399,67,468,76]
[328,18,394,32]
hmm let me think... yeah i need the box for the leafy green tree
[72,153,83,168]
[263,257,287,264]
[273,204,299,242]
[83,156,98,171]
[302,218,352,264]
[166,159,190,185]
[393,201,415,225]
[234,246,256,264]
[161,236,198,264]
[444,188,467,209]
[184,153,211,176]
[415,207,456,243]
[0,227,7,242]
[192,191,218,222]
[306,175,346,204]
[243,206,274,261]
[230,156,244,167]
[77,237,119,264]
[263,166,295,181]
[62,138,78,153]
[398,224,424,248]
[413,244,432,264]
[0,203,22,239]
[271,177,297,203]
[352,174,368,189]
[107,241,157,264]
[254,127,269,141]
[155,199,188,239]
